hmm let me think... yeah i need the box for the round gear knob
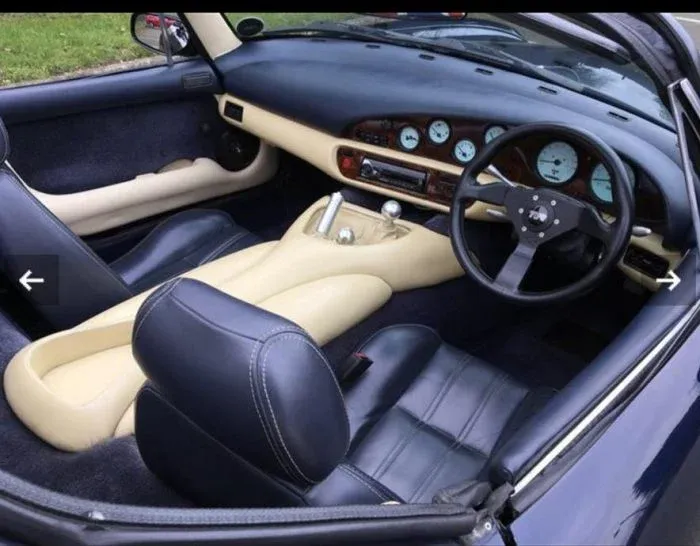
[381,200,402,223]
[336,226,356,245]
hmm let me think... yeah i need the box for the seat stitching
[0,166,132,294]
[197,230,248,265]
[260,334,316,484]
[261,333,351,484]
[133,278,183,342]
[407,371,507,502]
[337,464,392,502]
[110,211,230,268]
[250,335,297,483]
[354,323,442,355]
[372,351,475,481]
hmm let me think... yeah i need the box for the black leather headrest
[0,117,8,163]
[133,278,349,487]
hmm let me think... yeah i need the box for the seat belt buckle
[338,352,373,384]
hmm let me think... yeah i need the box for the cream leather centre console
[4,196,464,452]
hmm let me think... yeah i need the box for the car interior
[0,12,695,515]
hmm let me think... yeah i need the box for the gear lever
[378,200,402,239]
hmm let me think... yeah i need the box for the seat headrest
[133,278,350,487]
[0,117,8,163]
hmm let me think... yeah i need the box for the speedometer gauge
[427,119,451,145]
[536,141,578,184]
[453,139,477,164]
[485,125,506,144]
[590,163,613,203]
[589,161,637,204]
[398,126,420,151]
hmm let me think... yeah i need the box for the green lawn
[0,13,346,86]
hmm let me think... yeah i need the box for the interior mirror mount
[130,13,196,62]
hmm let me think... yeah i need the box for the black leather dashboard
[215,37,690,248]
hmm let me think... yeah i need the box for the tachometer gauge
[590,163,613,203]
[453,139,477,164]
[485,125,506,144]
[398,126,420,151]
[536,141,578,184]
[427,119,451,145]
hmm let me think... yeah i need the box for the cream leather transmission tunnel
[4,195,465,451]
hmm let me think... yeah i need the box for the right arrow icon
[656,270,681,291]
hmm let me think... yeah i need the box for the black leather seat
[109,209,261,294]
[133,278,551,507]
[0,116,260,329]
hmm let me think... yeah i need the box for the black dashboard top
[216,37,690,248]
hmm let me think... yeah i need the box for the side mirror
[130,13,194,57]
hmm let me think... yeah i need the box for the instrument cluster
[346,116,665,224]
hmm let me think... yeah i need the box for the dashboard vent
[419,53,435,61]
[365,43,381,49]
[475,67,494,75]
[608,111,630,122]
[537,85,558,95]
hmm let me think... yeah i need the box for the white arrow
[656,270,681,291]
[19,270,45,292]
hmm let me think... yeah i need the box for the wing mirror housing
[130,13,196,59]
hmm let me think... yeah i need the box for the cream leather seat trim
[5,197,463,451]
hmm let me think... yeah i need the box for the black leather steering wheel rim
[450,122,634,305]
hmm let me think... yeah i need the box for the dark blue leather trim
[215,38,689,247]
[0,59,222,124]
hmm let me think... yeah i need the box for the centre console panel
[337,146,461,205]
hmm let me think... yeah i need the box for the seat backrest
[133,278,350,507]
[0,116,132,330]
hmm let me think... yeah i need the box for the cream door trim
[23,145,278,236]
[183,13,241,59]
[4,198,464,451]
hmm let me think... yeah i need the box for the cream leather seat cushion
[4,197,464,451]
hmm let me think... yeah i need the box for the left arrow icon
[20,270,45,292]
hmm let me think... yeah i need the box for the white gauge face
[453,139,477,164]
[428,119,451,145]
[536,141,578,184]
[485,125,506,144]
[398,126,420,151]
[590,163,613,203]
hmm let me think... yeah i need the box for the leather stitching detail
[133,278,183,341]
[249,335,295,484]
[372,351,475,481]
[337,464,394,502]
[354,323,441,354]
[407,371,507,502]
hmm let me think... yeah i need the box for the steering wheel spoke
[576,206,614,246]
[455,179,511,206]
[494,241,537,291]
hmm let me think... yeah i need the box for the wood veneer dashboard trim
[217,93,680,290]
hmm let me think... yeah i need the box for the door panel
[0,59,278,235]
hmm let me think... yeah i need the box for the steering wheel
[450,123,634,305]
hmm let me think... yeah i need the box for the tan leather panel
[5,199,463,451]
[29,146,278,236]
[183,13,241,59]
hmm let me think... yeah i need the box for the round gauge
[398,126,420,151]
[427,119,451,145]
[590,163,613,203]
[485,125,506,144]
[536,141,578,184]
[453,139,477,164]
